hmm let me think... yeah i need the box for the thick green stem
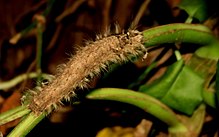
[143,23,212,46]
[7,112,46,137]
[0,106,31,125]
[142,23,219,60]
[87,88,187,132]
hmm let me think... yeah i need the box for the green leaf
[161,65,204,115]
[195,41,219,60]
[186,54,217,108]
[178,0,208,22]
[170,104,206,136]
[139,59,184,99]
[186,54,217,78]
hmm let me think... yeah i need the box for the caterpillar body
[27,29,147,115]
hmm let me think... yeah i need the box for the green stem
[0,106,31,126]
[36,21,43,82]
[185,16,193,23]
[174,50,182,61]
[42,0,56,16]
[143,23,212,46]
[0,73,53,90]
[142,23,219,60]
[20,22,37,37]
[87,88,187,132]
[7,112,46,137]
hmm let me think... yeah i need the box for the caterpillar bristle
[96,34,102,40]
[103,28,111,37]
[114,23,121,34]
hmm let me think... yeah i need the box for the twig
[19,60,37,91]
[55,0,86,23]
[131,0,151,28]
[9,0,56,45]
[101,0,112,31]
[46,24,63,51]
[34,15,46,81]
[0,72,53,90]
[14,1,47,26]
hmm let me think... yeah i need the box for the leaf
[195,41,219,60]
[178,0,208,22]
[139,59,204,115]
[186,54,217,79]
[186,54,217,108]
[161,65,204,115]
[170,104,206,136]
[139,59,184,99]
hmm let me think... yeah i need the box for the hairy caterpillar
[27,28,147,115]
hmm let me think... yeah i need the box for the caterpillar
[27,28,147,115]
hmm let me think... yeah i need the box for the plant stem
[174,50,182,61]
[131,0,151,28]
[185,16,193,23]
[143,23,211,47]
[7,112,46,137]
[36,18,44,82]
[0,106,31,126]
[142,23,219,60]
[87,88,187,132]
[0,73,52,90]
[42,0,56,16]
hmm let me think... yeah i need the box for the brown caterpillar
[27,29,147,115]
